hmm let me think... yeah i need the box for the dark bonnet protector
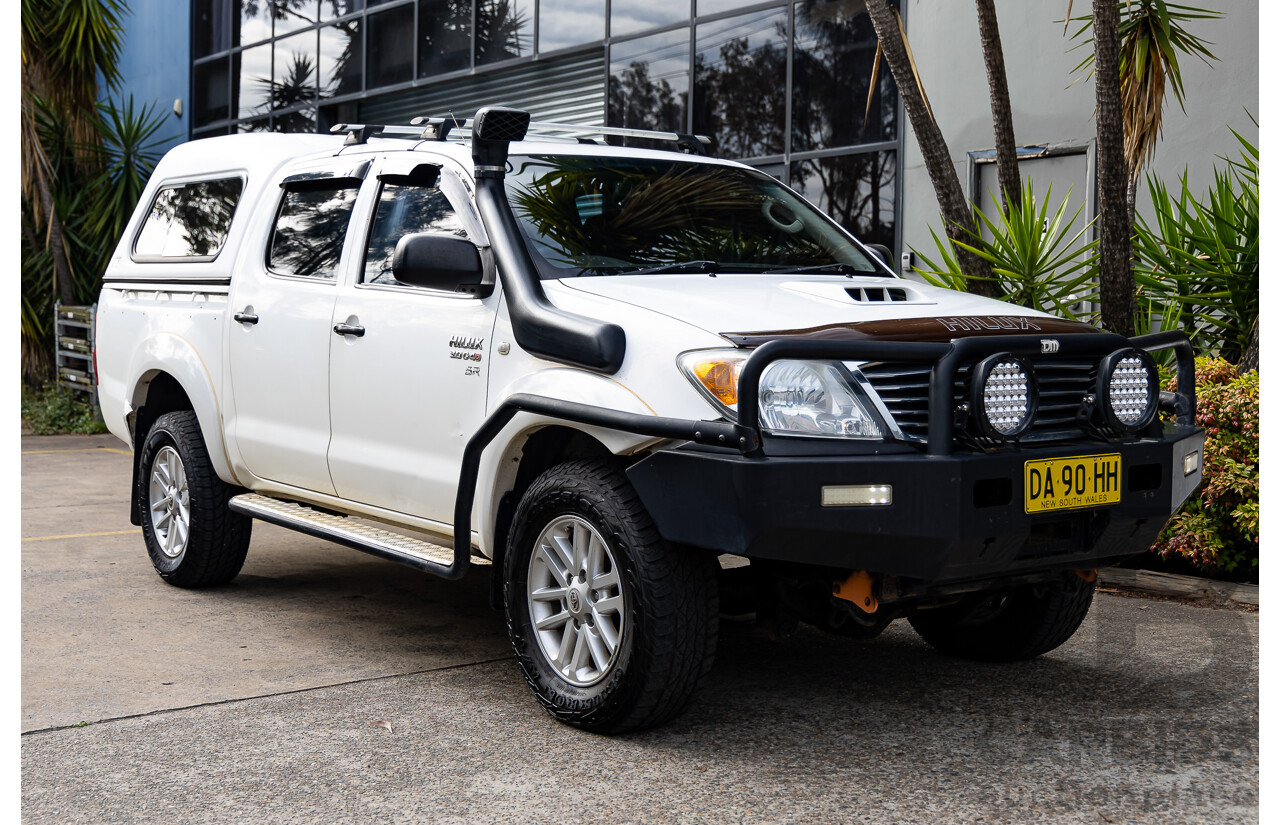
[469,107,626,374]
[721,314,1101,347]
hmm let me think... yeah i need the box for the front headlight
[677,350,883,439]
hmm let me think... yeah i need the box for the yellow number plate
[1024,453,1122,514]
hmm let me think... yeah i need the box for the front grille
[858,358,1097,446]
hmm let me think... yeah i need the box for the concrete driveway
[22,434,1258,823]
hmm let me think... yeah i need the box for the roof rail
[330,117,713,154]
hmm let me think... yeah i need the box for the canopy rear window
[132,177,244,262]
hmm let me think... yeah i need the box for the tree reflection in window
[790,151,896,248]
[134,178,244,259]
[693,9,788,158]
[268,183,360,278]
[506,156,877,277]
[792,0,897,152]
[476,0,531,66]
[363,183,470,284]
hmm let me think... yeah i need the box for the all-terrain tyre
[136,410,251,587]
[908,575,1095,662]
[503,458,718,733]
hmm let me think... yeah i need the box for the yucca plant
[1068,1,1222,215]
[912,182,1099,320]
[1132,127,1258,363]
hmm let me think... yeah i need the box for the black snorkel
[469,106,627,374]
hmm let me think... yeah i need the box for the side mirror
[392,233,487,296]
[865,243,895,273]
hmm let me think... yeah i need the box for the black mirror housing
[865,243,895,273]
[392,233,487,296]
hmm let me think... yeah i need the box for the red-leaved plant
[1152,357,1258,576]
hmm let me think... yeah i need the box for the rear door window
[133,177,243,260]
[267,180,361,279]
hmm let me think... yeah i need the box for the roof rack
[330,116,713,155]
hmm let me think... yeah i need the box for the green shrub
[1151,357,1257,577]
[911,182,1099,320]
[21,382,108,435]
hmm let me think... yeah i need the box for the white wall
[900,0,1258,272]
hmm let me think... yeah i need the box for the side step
[228,493,490,573]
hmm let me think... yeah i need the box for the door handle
[233,311,259,325]
[333,323,366,337]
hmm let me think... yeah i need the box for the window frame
[263,176,365,282]
[354,160,490,298]
[129,174,247,264]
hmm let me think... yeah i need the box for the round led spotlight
[1097,348,1158,433]
[970,353,1038,440]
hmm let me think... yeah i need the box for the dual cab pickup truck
[96,107,1203,732]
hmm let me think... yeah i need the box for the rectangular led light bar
[821,484,893,507]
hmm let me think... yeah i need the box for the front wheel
[908,575,1095,662]
[136,410,251,587]
[503,459,718,733]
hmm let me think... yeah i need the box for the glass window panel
[238,118,273,131]
[134,178,244,259]
[696,0,755,17]
[235,0,273,45]
[693,9,786,159]
[320,21,363,96]
[272,31,319,110]
[367,6,415,87]
[418,0,472,77]
[476,0,533,66]
[195,0,231,57]
[750,162,785,182]
[321,0,364,19]
[363,181,470,284]
[273,108,318,131]
[789,151,896,248]
[234,43,274,118]
[538,0,604,54]
[193,58,231,126]
[269,183,361,278]
[611,0,687,38]
[270,0,319,36]
[792,0,898,152]
[608,27,690,136]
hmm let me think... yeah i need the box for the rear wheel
[909,575,1095,662]
[136,411,251,587]
[503,459,718,733]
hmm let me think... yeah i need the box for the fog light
[1097,348,1158,433]
[970,353,1038,439]
[821,484,893,507]
[1183,450,1200,476]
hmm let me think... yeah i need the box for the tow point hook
[833,570,879,614]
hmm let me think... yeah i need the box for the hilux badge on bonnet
[1041,339,1060,354]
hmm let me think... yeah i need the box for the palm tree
[1072,0,1134,336]
[863,0,997,296]
[21,0,127,307]
[21,0,169,383]
[974,0,1021,212]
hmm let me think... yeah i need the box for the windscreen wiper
[763,262,886,275]
[624,260,719,275]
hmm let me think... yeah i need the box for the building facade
[111,0,1258,263]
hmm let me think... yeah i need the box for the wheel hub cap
[147,445,190,559]
[526,515,626,687]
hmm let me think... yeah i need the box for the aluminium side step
[228,493,489,573]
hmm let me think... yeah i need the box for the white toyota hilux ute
[97,107,1205,733]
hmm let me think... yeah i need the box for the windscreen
[505,155,884,278]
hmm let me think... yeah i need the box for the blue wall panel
[112,0,191,153]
